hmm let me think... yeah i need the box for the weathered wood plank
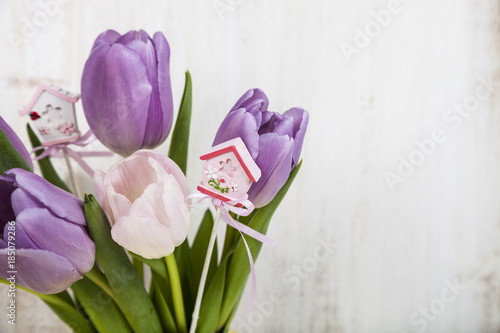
[0,0,499,332]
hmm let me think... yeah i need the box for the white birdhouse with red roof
[198,137,261,202]
[19,82,81,145]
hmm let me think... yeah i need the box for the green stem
[133,257,144,283]
[165,254,187,333]
[84,265,118,303]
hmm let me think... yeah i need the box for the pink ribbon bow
[185,193,276,312]
[31,130,113,177]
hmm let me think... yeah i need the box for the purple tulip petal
[116,30,151,45]
[91,29,121,51]
[81,43,152,156]
[247,133,294,208]
[124,39,148,65]
[0,117,33,170]
[260,112,294,137]
[283,108,309,167]
[10,188,42,216]
[5,169,86,225]
[15,208,95,275]
[0,248,83,294]
[139,39,163,148]
[115,30,141,45]
[230,88,269,113]
[121,38,163,147]
[212,108,260,160]
[137,29,152,43]
[0,177,15,229]
[2,218,38,250]
[152,32,173,145]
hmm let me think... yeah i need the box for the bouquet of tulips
[0,29,308,333]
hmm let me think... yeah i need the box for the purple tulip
[0,168,95,294]
[0,116,33,170]
[81,29,173,156]
[213,89,309,208]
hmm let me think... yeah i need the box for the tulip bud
[0,168,95,294]
[81,30,173,156]
[213,89,309,208]
[93,150,190,259]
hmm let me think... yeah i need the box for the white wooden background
[1,0,500,332]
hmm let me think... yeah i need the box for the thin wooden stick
[63,150,81,198]
[189,208,222,333]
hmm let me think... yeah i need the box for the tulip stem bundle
[0,33,309,331]
[189,207,222,333]
[165,254,187,333]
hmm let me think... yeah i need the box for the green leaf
[196,253,232,333]
[190,210,219,299]
[216,161,303,329]
[221,210,256,261]
[42,298,96,333]
[220,292,243,333]
[0,129,31,174]
[174,240,194,327]
[168,70,192,174]
[151,271,177,333]
[129,253,168,280]
[130,253,183,330]
[72,277,132,333]
[27,124,71,192]
[0,279,95,332]
[84,265,118,303]
[84,194,163,333]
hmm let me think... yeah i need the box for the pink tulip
[93,150,190,259]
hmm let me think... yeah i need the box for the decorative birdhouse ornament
[188,138,271,333]
[19,82,81,145]
[197,137,261,202]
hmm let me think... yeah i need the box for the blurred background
[1,0,500,332]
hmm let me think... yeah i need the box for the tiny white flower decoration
[38,126,51,135]
[229,181,239,192]
[58,122,75,136]
[204,166,219,180]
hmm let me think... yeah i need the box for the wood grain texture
[0,0,499,332]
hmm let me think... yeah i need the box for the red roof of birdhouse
[200,137,261,182]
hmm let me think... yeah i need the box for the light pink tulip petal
[96,149,191,258]
[107,154,158,201]
[111,215,175,259]
[93,170,113,222]
[161,175,190,245]
[107,188,132,225]
[135,150,190,196]
[129,178,189,245]
[129,183,165,222]
[147,157,187,199]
